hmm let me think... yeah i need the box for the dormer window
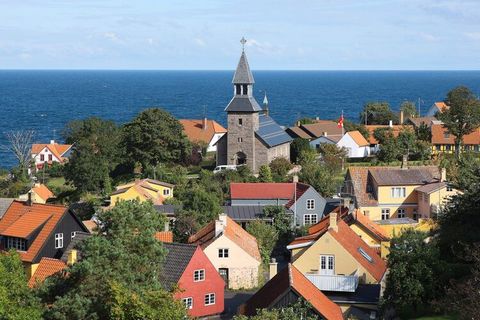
[235,84,241,95]
[242,84,248,95]
[6,237,26,251]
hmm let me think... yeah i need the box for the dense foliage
[234,299,317,320]
[290,138,311,164]
[360,102,399,125]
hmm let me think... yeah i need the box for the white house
[179,118,227,152]
[31,140,73,170]
[425,102,449,117]
[337,131,370,158]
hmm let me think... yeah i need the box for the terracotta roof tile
[180,119,227,145]
[434,101,449,111]
[347,130,369,147]
[1,211,52,238]
[32,184,54,202]
[285,183,310,208]
[352,209,390,241]
[365,125,413,144]
[28,257,66,288]
[230,182,295,200]
[155,231,173,243]
[431,123,480,145]
[82,220,98,233]
[31,143,72,162]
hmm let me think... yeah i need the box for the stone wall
[227,112,259,170]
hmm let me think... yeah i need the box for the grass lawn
[47,177,66,188]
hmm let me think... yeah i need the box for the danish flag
[337,112,344,128]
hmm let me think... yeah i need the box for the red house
[162,242,225,318]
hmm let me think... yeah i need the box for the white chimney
[323,131,328,137]
[292,175,299,183]
[202,117,208,131]
[215,214,227,237]
[269,258,278,279]
[50,139,55,144]
[316,116,320,121]
[441,167,447,182]
[389,120,393,127]
[329,212,338,232]
[400,110,404,124]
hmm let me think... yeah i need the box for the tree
[374,128,399,162]
[233,299,317,320]
[0,251,42,320]
[360,102,399,125]
[297,149,317,168]
[2,130,35,178]
[416,122,432,142]
[400,101,418,121]
[123,108,191,168]
[299,163,337,197]
[258,165,273,182]
[296,117,315,125]
[317,143,348,173]
[397,128,416,161]
[382,230,446,317]
[437,86,480,159]
[290,138,311,164]
[263,205,294,250]
[246,220,278,265]
[344,120,370,139]
[63,117,123,193]
[38,201,185,319]
[269,158,293,182]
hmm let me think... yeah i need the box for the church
[216,41,292,173]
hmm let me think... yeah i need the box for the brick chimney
[27,191,33,206]
[329,212,338,232]
[215,214,227,237]
[202,117,208,130]
[269,258,278,280]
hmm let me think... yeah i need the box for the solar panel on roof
[256,115,293,147]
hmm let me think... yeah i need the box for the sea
[1,70,480,168]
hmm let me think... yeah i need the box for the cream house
[188,214,261,289]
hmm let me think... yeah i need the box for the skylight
[358,247,373,263]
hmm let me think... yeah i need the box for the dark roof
[60,231,92,262]
[415,181,448,194]
[324,284,381,304]
[406,116,436,128]
[0,198,14,219]
[256,114,293,147]
[369,166,440,186]
[161,242,197,289]
[324,198,342,216]
[286,127,313,139]
[154,204,178,216]
[232,51,254,84]
[222,205,292,221]
[225,96,262,112]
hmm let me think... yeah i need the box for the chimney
[323,131,328,137]
[50,139,55,144]
[441,167,447,182]
[67,249,78,265]
[292,175,299,183]
[215,214,227,237]
[202,117,208,130]
[329,212,338,232]
[269,258,278,280]
[296,120,301,126]
[316,116,320,121]
[164,221,170,232]
[389,120,393,127]
[27,191,33,206]
[401,155,408,169]
[400,110,404,124]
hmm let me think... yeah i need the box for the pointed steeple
[232,51,255,84]
[263,91,269,106]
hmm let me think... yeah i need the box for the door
[320,255,334,275]
[219,268,229,287]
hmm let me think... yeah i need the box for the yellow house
[343,166,457,221]
[19,183,54,204]
[110,179,174,206]
[376,218,438,239]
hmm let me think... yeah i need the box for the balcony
[305,270,359,292]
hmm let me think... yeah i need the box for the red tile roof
[285,183,310,208]
[28,257,66,288]
[365,125,413,144]
[230,182,295,200]
[0,201,68,262]
[241,264,343,319]
[347,130,369,147]
[188,216,261,262]
[179,119,227,145]
[352,209,390,242]
[431,123,480,145]
[31,143,72,162]
[434,101,449,111]
[155,231,173,243]
[32,184,54,202]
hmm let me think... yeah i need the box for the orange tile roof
[434,101,449,111]
[1,211,52,238]
[188,216,261,262]
[28,257,66,288]
[31,143,72,162]
[155,231,173,243]
[32,184,54,202]
[230,182,295,200]
[431,123,480,145]
[365,125,413,144]
[347,130,369,147]
[242,264,343,319]
[179,119,227,145]
[82,220,98,233]
[0,201,68,262]
[352,209,390,241]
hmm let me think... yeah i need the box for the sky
[0,0,479,70]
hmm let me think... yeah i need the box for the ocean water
[1,70,479,168]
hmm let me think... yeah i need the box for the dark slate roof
[225,96,262,112]
[161,242,197,290]
[60,231,91,262]
[324,284,381,304]
[415,181,448,194]
[232,51,254,84]
[154,204,178,216]
[222,205,293,221]
[369,166,440,186]
[256,114,293,147]
[324,198,342,216]
[0,198,14,219]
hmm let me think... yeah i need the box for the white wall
[337,134,370,158]
[207,132,226,152]
[32,147,61,165]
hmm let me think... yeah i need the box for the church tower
[224,38,262,170]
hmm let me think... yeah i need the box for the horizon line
[0,68,479,72]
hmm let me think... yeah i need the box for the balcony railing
[305,270,359,292]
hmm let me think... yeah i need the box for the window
[183,297,193,310]
[6,237,26,251]
[381,209,390,220]
[306,199,315,210]
[444,132,450,139]
[363,210,370,217]
[446,145,451,151]
[391,187,406,198]
[436,145,441,151]
[304,214,318,225]
[48,154,53,161]
[238,118,243,126]
[55,233,64,249]
[237,137,243,143]
[397,208,406,218]
[358,247,373,263]
[193,269,205,282]
[163,189,170,196]
[40,154,45,161]
[71,231,76,239]
[204,293,215,306]
[218,248,229,258]
[242,84,248,95]
[235,84,241,95]
[320,255,334,275]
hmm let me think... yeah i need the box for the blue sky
[1,0,479,70]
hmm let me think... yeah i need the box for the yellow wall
[110,182,173,206]
[349,223,381,248]
[359,205,418,221]
[418,187,459,217]
[377,185,419,205]
[111,187,147,205]
[292,231,378,284]
[24,262,38,279]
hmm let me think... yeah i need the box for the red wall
[175,246,225,318]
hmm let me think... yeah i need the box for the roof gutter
[286,241,314,250]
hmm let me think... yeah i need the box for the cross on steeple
[240,37,247,51]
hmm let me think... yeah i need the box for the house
[109,179,174,206]
[188,214,261,289]
[336,131,370,158]
[180,118,227,152]
[343,166,458,221]
[375,217,437,238]
[405,116,436,129]
[0,200,89,277]
[431,123,480,154]
[364,123,414,153]
[325,284,382,320]
[286,120,343,142]
[19,183,54,204]
[239,263,343,320]
[31,140,72,169]
[28,257,67,288]
[287,213,387,317]
[222,205,293,229]
[0,198,14,219]
[215,45,292,173]
[161,242,224,318]
[229,182,340,226]
[425,101,449,117]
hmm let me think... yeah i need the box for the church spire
[232,38,254,85]
[263,91,269,116]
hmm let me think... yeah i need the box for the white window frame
[303,214,318,226]
[397,208,406,218]
[218,248,229,258]
[381,209,390,220]
[306,199,315,210]
[193,269,205,282]
[204,293,215,306]
[55,233,64,249]
[182,297,193,310]
[320,255,334,275]
[391,187,406,198]
[7,237,26,251]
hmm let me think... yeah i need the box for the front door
[320,255,334,275]
[219,268,229,287]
